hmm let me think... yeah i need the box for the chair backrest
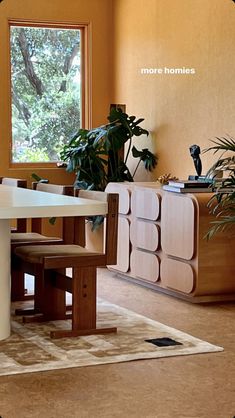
[1,177,27,188]
[78,190,119,265]
[32,183,75,243]
[0,177,27,232]
[33,182,73,196]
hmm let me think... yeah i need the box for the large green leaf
[61,108,157,192]
[132,146,158,171]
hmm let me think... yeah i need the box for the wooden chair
[13,190,119,339]
[11,183,76,302]
[0,177,27,233]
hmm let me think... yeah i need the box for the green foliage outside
[10,26,81,162]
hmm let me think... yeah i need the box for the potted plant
[60,107,157,191]
[205,136,235,238]
[60,107,157,247]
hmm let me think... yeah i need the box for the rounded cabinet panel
[105,183,131,215]
[161,193,195,260]
[161,258,195,294]
[130,249,160,282]
[131,189,160,220]
[109,216,130,272]
[130,219,159,252]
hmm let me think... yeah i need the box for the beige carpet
[0,299,223,376]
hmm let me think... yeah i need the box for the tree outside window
[10,24,82,163]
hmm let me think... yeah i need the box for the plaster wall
[112,0,235,180]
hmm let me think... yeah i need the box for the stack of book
[162,180,213,193]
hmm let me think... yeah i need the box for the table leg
[0,219,11,341]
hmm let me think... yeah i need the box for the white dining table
[0,184,107,341]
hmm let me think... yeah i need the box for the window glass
[10,25,82,163]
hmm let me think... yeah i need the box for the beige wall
[0,0,113,184]
[1,0,235,184]
[112,0,235,180]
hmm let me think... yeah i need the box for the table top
[0,185,107,219]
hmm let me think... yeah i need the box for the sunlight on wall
[112,0,235,180]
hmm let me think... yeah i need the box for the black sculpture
[189,144,202,177]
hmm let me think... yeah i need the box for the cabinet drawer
[130,249,160,282]
[131,189,160,220]
[161,258,195,294]
[130,219,159,252]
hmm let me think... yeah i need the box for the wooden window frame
[8,19,91,168]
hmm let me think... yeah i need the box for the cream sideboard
[105,182,235,303]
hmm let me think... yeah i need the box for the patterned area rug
[0,299,223,376]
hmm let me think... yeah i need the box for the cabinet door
[161,194,195,260]
[109,216,130,272]
[105,183,131,214]
[161,258,195,294]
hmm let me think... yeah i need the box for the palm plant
[205,136,235,238]
[60,108,157,191]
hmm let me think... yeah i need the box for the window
[9,22,85,164]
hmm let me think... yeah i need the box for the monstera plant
[60,107,157,191]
